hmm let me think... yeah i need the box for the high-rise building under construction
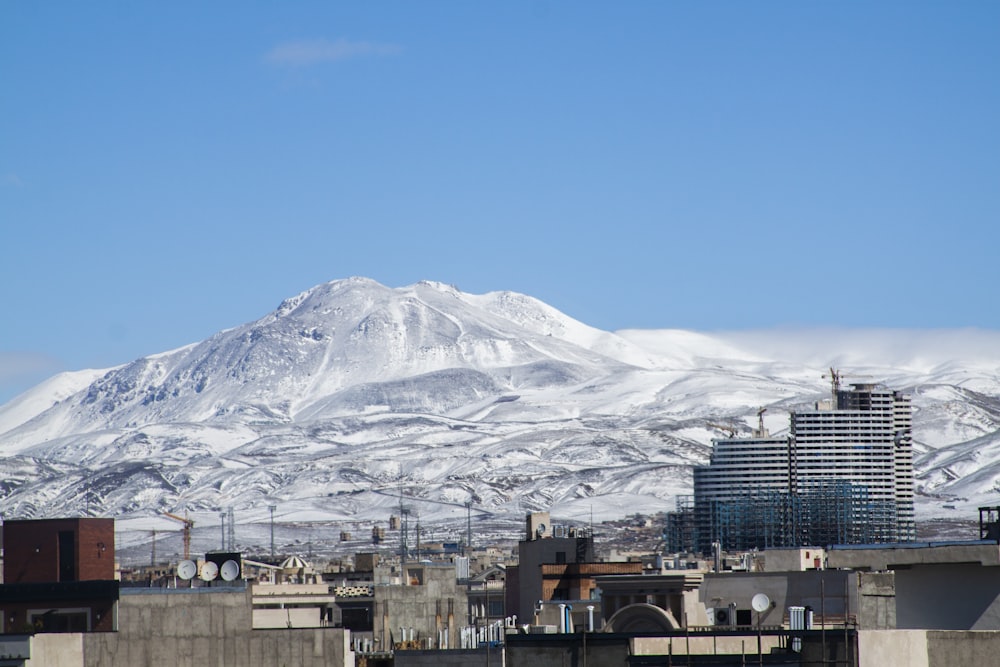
[669,381,915,553]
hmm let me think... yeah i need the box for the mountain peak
[1,278,998,541]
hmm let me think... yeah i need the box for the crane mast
[163,511,195,560]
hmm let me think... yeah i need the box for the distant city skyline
[2,2,998,402]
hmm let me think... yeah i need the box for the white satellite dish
[751,593,771,613]
[177,560,197,580]
[200,560,219,581]
[220,559,240,582]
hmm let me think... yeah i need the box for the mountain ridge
[2,278,1000,552]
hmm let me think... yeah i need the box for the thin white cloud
[3,172,24,188]
[264,38,401,67]
[0,352,61,379]
[0,352,64,402]
[712,327,1000,374]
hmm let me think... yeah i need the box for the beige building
[19,586,354,666]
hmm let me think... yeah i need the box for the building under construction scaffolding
[667,481,898,554]
[667,380,914,554]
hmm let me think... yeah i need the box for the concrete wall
[894,563,1000,629]
[858,630,928,667]
[856,572,895,629]
[827,542,1000,571]
[860,629,1000,667]
[394,647,503,666]
[504,628,1000,667]
[80,588,354,667]
[763,547,826,572]
[373,565,466,651]
[699,570,857,626]
[633,635,785,655]
[253,607,323,629]
[925,630,1000,666]
[506,634,628,667]
[26,633,84,667]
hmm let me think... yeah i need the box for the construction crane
[755,407,768,438]
[706,422,740,438]
[824,367,843,395]
[163,511,194,560]
[823,367,873,401]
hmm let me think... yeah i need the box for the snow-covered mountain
[1,278,999,556]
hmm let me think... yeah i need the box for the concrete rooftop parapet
[827,541,1000,571]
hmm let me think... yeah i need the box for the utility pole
[268,504,277,560]
[400,507,410,564]
[466,501,472,553]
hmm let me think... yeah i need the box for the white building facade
[684,383,915,552]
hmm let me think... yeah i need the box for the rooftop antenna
[200,560,219,582]
[752,592,773,660]
[220,559,240,582]
[151,529,157,567]
[177,559,197,581]
[219,511,227,550]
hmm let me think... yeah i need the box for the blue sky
[1,2,998,402]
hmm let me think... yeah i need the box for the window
[58,532,76,582]
[29,609,89,632]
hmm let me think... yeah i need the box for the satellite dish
[536,523,547,536]
[177,560,197,580]
[220,559,240,581]
[200,560,219,581]
[751,593,771,613]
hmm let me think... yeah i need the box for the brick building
[507,512,642,625]
[0,517,118,633]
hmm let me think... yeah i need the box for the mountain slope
[1,278,999,556]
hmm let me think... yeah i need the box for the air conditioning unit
[707,603,737,626]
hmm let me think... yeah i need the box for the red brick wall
[540,562,643,602]
[76,519,115,580]
[2,518,114,583]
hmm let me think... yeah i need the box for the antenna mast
[268,504,277,560]
[466,501,472,553]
